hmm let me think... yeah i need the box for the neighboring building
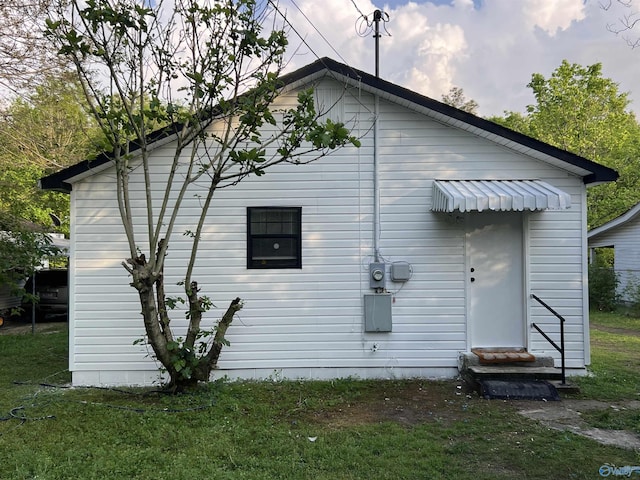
[41,58,617,386]
[588,203,640,302]
[0,232,69,318]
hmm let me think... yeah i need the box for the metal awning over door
[431,180,571,213]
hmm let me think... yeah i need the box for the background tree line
[0,0,104,298]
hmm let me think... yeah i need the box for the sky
[274,0,640,117]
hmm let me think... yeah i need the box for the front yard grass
[0,314,639,480]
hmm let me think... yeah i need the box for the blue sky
[278,0,640,116]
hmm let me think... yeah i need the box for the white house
[41,58,617,387]
[588,203,640,301]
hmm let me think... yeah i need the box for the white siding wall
[69,78,587,385]
[590,220,640,301]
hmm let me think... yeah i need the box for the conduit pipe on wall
[373,94,380,263]
[373,9,383,263]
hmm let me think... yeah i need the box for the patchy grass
[573,312,640,400]
[1,322,640,479]
[581,408,640,435]
[590,310,640,333]
[564,310,640,440]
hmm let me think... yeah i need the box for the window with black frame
[247,207,301,268]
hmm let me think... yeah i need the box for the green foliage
[0,74,101,295]
[164,296,185,310]
[589,264,619,312]
[591,246,614,268]
[1,73,104,172]
[0,73,103,231]
[166,339,199,380]
[493,60,640,229]
[487,110,530,133]
[0,161,65,229]
[0,214,64,310]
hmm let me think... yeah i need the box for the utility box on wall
[391,261,412,282]
[364,293,392,332]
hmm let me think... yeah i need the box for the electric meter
[369,262,386,289]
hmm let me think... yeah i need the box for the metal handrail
[530,293,566,385]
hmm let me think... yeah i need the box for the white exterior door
[467,212,525,348]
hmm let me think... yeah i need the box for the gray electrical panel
[364,293,392,332]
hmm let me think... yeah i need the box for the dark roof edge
[41,57,618,193]
[40,121,186,193]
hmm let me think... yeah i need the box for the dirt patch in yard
[591,324,640,337]
[0,317,65,335]
[305,380,640,451]
[309,381,468,429]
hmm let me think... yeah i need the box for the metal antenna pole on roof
[373,9,382,77]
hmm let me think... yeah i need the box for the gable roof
[588,202,640,240]
[40,57,618,193]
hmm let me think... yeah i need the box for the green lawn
[575,311,640,400]
[0,316,639,479]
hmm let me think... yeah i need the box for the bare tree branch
[0,0,70,95]
[602,0,640,48]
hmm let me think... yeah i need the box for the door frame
[464,212,531,351]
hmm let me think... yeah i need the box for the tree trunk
[127,255,179,385]
[192,297,243,382]
[129,254,243,392]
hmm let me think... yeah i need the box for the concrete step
[459,351,556,369]
[465,365,563,381]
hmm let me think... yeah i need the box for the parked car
[22,269,68,321]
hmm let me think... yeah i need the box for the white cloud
[408,22,467,93]
[522,0,586,36]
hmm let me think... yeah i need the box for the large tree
[0,73,103,229]
[46,0,359,390]
[491,60,640,228]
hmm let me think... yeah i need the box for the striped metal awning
[431,180,571,213]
